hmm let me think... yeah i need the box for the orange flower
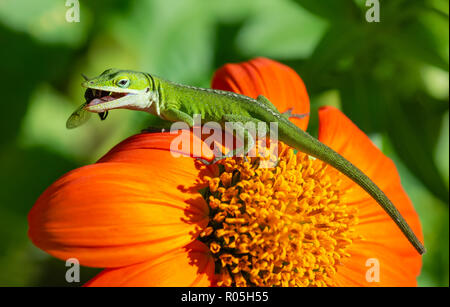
[28,58,423,287]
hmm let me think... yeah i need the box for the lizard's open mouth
[85,88,129,107]
[83,88,136,118]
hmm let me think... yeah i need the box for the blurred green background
[0,0,448,286]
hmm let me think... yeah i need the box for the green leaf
[384,92,449,203]
[293,0,361,23]
[107,0,215,85]
[338,71,387,134]
[236,0,327,59]
[0,24,75,148]
[0,0,90,47]
[384,20,449,71]
[301,22,367,83]
[435,112,449,186]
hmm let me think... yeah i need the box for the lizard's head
[82,69,156,114]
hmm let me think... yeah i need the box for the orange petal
[211,57,310,131]
[85,241,215,287]
[99,132,214,164]
[29,134,212,268]
[318,106,423,286]
[334,241,419,287]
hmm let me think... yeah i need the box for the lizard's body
[68,69,425,255]
[152,77,280,122]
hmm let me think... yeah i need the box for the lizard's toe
[196,158,215,165]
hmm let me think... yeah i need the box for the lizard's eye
[117,78,130,88]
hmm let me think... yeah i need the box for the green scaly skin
[78,69,425,255]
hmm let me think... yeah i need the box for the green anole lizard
[67,69,425,255]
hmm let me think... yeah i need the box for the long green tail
[281,121,425,255]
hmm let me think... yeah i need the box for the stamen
[199,142,360,287]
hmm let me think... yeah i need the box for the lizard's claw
[196,155,228,165]
[196,158,216,165]
[141,127,167,133]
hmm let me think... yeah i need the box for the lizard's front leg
[141,117,174,133]
[221,115,255,161]
[161,108,194,126]
[161,108,216,164]
[201,114,258,165]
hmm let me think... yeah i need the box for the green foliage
[0,0,447,286]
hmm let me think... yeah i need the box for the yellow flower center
[199,143,360,287]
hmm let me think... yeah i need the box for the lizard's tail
[280,123,425,255]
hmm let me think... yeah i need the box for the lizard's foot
[141,127,167,133]
[195,157,209,165]
[195,157,220,165]
[196,153,229,165]
[195,148,251,165]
